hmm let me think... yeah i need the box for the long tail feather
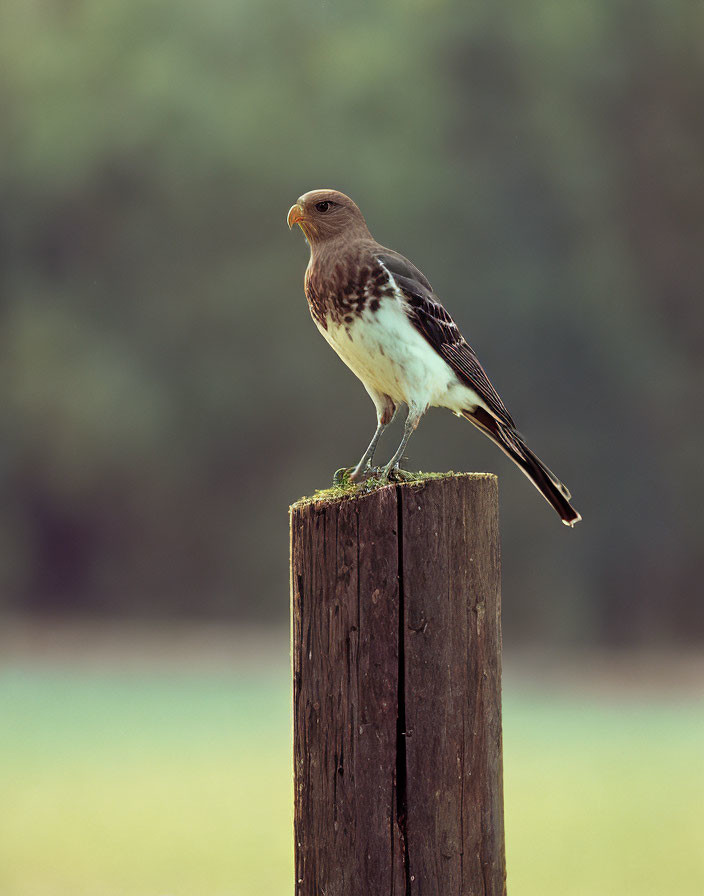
[462,408,581,527]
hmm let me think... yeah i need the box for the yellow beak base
[287,204,304,229]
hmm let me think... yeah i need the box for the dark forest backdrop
[1,0,702,644]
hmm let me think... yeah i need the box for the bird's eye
[315,201,331,213]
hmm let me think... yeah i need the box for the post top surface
[290,471,497,511]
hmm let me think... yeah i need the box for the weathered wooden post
[290,473,506,895]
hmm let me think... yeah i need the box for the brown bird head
[287,189,371,246]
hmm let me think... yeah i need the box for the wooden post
[290,473,506,896]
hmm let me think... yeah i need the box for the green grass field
[1,661,702,895]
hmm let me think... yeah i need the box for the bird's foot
[332,467,354,487]
[380,463,415,483]
[389,467,415,482]
[351,465,384,483]
[333,465,383,487]
[334,464,414,488]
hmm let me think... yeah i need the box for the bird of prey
[288,189,581,527]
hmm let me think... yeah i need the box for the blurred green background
[2,623,702,896]
[1,0,703,893]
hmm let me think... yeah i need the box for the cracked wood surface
[290,474,506,895]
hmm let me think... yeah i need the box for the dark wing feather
[376,250,516,428]
[375,249,433,292]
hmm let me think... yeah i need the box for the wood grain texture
[290,474,505,896]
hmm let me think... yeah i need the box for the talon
[333,467,355,486]
[387,466,415,482]
[350,465,382,483]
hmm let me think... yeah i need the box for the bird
[287,188,581,527]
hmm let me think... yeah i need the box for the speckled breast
[304,258,396,330]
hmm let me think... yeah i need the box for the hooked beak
[287,203,304,230]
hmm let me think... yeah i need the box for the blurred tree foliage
[1,0,702,642]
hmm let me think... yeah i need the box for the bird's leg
[348,396,397,482]
[381,407,422,481]
[349,420,387,482]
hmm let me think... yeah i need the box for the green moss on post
[291,469,496,509]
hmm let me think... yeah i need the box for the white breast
[317,292,472,413]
